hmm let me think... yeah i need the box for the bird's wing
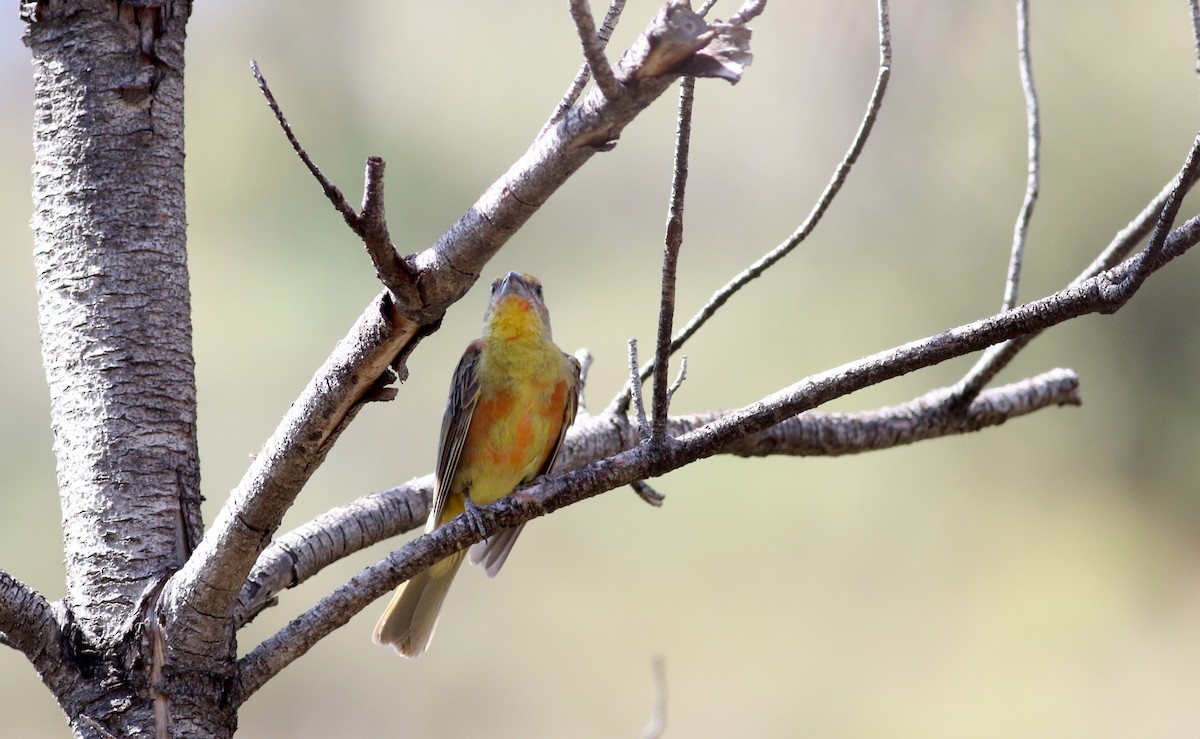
[537,352,581,478]
[428,339,484,531]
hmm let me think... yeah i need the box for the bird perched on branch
[373,271,581,657]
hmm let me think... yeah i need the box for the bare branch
[1002,0,1040,312]
[230,369,1077,631]
[252,63,419,307]
[666,355,688,403]
[0,570,75,699]
[631,479,668,507]
[237,246,1162,699]
[233,479,431,629]
[251,61,358,233]
[570,0,622,100]
[573,348,595,415]
[956,174,1178,400]
[1112,133,1200,298]
[168,5,765,652]
[357,157,418,302]
[628,338,650,441]
[609,0,889,414]
[162,293,423,647]
[728,0,768,25]
[719,369,1080,458]
[651,78,696,440]
[641,655,668,739]
[542,0,628,135]
[413,5,759,313]
[1190,0,1200,82]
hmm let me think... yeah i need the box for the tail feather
[468,523,526,578]
[372,551,466,658]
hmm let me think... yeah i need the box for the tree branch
[610,0,890,414]
[1001,0,1040,312]
[166,0,761,668]
[251,62,419,307]
[955,132,1200,403]
[230,368,1077,645]
[651,77,695,440]
[0,570,75,701]
[232,477,430,629]
[542,0,628,135]
[162,293,421,658]
[569,0,622,100]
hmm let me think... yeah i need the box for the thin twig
[958,131,1200,403]
[251,61,359,234]
[541,0,627,135]
[230,369,1078,624]
[253,63,417,305]
[569,0,622,100]
[666,355,688,403]
[955,175,1179,401]
[1190,0,1200,82]
[238,212,1200,696]
[1112,132,1200,298]
[574,348,594,415]
[641,655,669,739]
[1002,0,1040,312]
[651,78,696,440]
[628,338,650,440]
[607,0,891,415]
[728,0,768,24]
[358,157,418,300]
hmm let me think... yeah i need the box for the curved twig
[609,0,891,414]
[1002,0,1040,312]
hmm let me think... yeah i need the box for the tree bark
[22,1,228,736]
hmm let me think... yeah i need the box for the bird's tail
[468,523,526,578]
[372,551,466,658]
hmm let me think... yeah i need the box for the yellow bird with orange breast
[373,271,580,657]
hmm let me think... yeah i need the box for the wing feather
[428,340,483,531]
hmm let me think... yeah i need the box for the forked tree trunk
[22,1,234,736]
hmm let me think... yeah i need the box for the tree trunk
[23,1,233,735]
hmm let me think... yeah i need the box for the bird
[373,271,581,657]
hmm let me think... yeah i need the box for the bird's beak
[497,271,532,300]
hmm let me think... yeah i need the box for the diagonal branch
[0,570,76,701]
[244,261,1148,685]
[228,367,1080,630]
[240,211,1200,699]
[543,0,628,135]
[955,132,1200,402]
[232,477,430,629]
[165,1,762,663]
[252,62,418,307]
[570,0,622,100]
[610,0,891,414]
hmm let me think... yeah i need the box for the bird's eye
[533,283,543,299]
[491,279,501,295]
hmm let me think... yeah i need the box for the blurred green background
[4,1,1200,736]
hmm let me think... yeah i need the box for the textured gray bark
[22,1,227,736]
[6,0,1197,735]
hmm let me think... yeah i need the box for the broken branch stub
[619,0,754,84]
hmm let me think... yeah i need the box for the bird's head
[482,271,553,340]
